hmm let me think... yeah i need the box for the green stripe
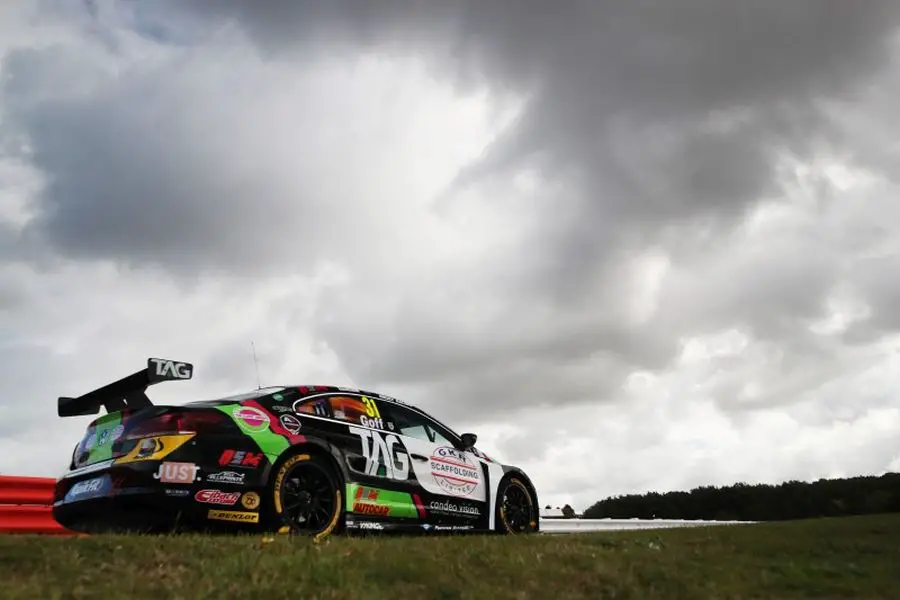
[346,483,419,519]
[215,405,289,458]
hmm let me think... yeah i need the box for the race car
[52,358,540,540]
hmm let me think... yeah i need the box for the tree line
[582,472,900,521]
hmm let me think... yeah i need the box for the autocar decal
[346,483,418,519]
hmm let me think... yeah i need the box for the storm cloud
[1,1,899,506]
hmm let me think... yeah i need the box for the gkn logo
[148,358,193,380]
[349,426,409,480]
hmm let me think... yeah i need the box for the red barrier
[0,475,77,535]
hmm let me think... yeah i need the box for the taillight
[125,411,228,439]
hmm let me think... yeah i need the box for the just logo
[153,461,200,484]
[349,426,410,480]
[149,358,193,380]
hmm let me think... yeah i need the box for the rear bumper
[52,459,263,533]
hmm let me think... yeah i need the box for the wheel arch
[496,467,540,532]
[263,436,348,489]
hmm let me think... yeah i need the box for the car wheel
[267,452,344,542]
[495,475,538,534]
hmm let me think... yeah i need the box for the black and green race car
[52,358,540,540]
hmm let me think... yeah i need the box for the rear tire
[495,475,538,534]
[265,452,344,542]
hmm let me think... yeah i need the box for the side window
[380,403,457,447]
[296,397,330,417]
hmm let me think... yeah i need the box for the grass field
[0,513,898,599]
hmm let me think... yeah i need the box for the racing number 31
[362,396,381,418]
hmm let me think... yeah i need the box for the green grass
[1,513,898,599]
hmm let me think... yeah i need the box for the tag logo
[149,358,193,380]
[153,461,200,483]
[349,426,409,480]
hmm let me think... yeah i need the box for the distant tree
[581,472,900,521]
[562,504,576,518]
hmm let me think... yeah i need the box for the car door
[376,402,488,526]
[295,393,422,521]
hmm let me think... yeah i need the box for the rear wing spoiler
[57,358,194,417]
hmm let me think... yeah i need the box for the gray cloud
[154,1,900,406]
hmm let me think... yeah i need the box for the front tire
[495,475,538,534]
[266,452,344,542]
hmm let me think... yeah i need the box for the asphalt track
[538,518,754,533]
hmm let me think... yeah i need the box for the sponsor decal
[279,414,302,434]
[218,450,264,469]
[64,475,111,503]
[271,405,292,413]
[233,406,270,433]
[206,471,246,485]
[346,484,418,519]
[430,447,480,497]
[429,499,481,518]
[359,415,385,429]
[153,461,200,484]
[241,491,261,510]
[355,521,384,530]
[94,424,125,448]
[149,358,193,380]
[353,488,389,516]
[348,427,410,481]
[195,489,241,505]
[165,489,190,497]
[207,509,259,523]
[433,525,474,532]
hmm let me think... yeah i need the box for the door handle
[410,453,428,462]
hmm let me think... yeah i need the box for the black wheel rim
[501,482,533,532]
[279,462,337,534]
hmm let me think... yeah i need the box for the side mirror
[460,432,477,449]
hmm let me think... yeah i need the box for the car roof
[285,384,461,438]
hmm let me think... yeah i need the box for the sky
[2,0,900,512]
